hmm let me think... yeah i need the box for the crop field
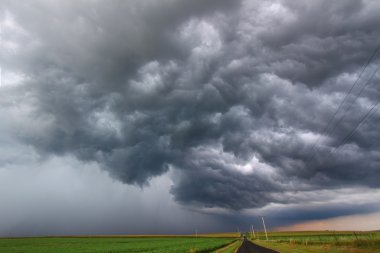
[251,231,380,253]
[0,237,238,253]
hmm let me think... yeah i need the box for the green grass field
[3,231,380,253]
[0,237,238,253]
[251,231,380,253]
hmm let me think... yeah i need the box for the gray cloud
[2,0,380,217]
[0,155,233,236]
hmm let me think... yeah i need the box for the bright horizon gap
[276,211,380,232]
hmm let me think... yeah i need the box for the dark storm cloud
[2,0,380,211]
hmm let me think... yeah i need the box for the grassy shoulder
[213,240,241,253]
[253,239,380,253]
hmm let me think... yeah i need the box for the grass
[4,231,379,253]
[213,240,241,253]
[254,240,369,253]
[249,231,380,253]
[0,237,238,253]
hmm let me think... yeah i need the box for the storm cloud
[2,0,380,217]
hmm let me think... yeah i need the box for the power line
[309,44,380,156]
[326,64,380,137]
[314,92,380,173]
[338,98,380,148]
[309,64,380,169]
[304,44,380,168]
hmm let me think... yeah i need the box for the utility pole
[261,216,268,241]
[251,224,256,239]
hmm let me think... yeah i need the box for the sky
[1,0,380,236]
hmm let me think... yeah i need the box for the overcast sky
[1,0,380,236]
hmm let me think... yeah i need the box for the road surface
[237,238,279,253]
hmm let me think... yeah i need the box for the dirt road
[236,238,279,253]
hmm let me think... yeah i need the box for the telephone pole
[251,224,256,239]
[261,216,268,241]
